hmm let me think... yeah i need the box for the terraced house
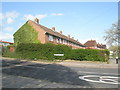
[14,18,85,49]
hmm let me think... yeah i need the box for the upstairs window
[49,35,53,41]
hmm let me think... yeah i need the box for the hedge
[3,43,110,62]
[2,46,19,58]
[70,49,109,62]
[15,43,71,60]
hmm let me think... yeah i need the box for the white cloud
[4,27,14,32]
[51,13,64,16]
[6,18,14,24]
[1,11,19,24]
[23,13,64,20]
[36,14,47,19]
[24,14,47,20]
[0,32,13,41]
[0,13,4,20]
[5,11,19,19]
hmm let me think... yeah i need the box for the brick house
[14,18,85,49]
[0,40,14,52]
[0,40,13,46]
[84,40,106,49]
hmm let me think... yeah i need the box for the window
[4,43,9,46]
[60,38,62,43]
[49,35,53,41]
[56,37,60,43]
[64,40,67,44]
[63,39,65,44]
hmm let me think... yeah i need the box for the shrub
[2,46,18,58]
[4,43,109,62]
[69,49,109,62]
[15,43,71,60]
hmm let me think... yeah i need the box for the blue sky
[1,2,118,45]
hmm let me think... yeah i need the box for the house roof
[28,20,85,47]
[0,40,14,44]
[97,43,106,49]
[84,40,97,47]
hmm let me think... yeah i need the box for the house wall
[27,20,46,44]
[10,46,15,52]
[44,33,85,49]
[45,33,57,44]
[27,20,85,49]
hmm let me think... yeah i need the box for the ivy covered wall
[13,22,40,46]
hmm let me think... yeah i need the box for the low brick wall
[10,46,15,52]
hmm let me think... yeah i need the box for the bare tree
[104,20,120,58]
[104,20,120,46]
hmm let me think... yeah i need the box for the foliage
[70,49,108,62]
[108,45,120,57]
[14,43,109,62]
[13,22,40,46]
[15,43,71,60]
[3,43,109,62]
[2,46,18,58]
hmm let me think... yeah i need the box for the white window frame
[60,38,62,43]
[56,37,60,43]
[49,35,53,41]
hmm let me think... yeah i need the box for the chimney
[68,35,70,38]
[72,37,74,39]
[77,39,78,41]
[52,27,55,31]
[34,18,39,24]
[60,30,62,34]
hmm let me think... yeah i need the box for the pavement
[1,57,119,89]
[2,57,118,68]
[58,59,119,68]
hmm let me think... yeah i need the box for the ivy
[13,22,40,46]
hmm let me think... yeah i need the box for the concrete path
[1,57,119,68]
[58,60,118,68]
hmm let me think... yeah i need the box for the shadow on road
[2,59,91,86]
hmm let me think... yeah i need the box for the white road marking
[79,75,120,84]
[15,65,23,66]
[77,71,119,76]
[100,76,119,84]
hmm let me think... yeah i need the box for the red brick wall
[10,46,15,52]
[27,20,46,44]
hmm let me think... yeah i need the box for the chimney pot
[34,18,39,24]
[68,35,70,38]
[52,27,55,31]
[60,30,62,34]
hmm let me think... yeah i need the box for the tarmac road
[1,58,119,89]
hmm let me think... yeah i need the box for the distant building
[84,40,106,49]
[97,43,106,49]
[0,40,14,46]
[14,18,85,49]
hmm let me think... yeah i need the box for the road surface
[1,58,119,89]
